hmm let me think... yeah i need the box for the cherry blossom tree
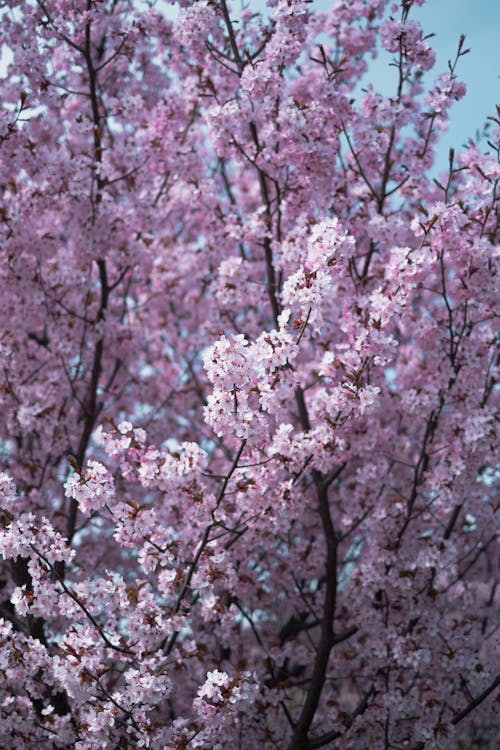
[0,0,498,748]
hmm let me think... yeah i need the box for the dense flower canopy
[0,1,498,748]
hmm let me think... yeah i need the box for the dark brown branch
[32,544,132,655]
[287,480,339,750]
[308,685,375,749]
[219,0,245,74]
[163,440,246,654]
[450,674,499,725]
[443,503,463,540]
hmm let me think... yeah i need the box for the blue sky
[366,0,500,167]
